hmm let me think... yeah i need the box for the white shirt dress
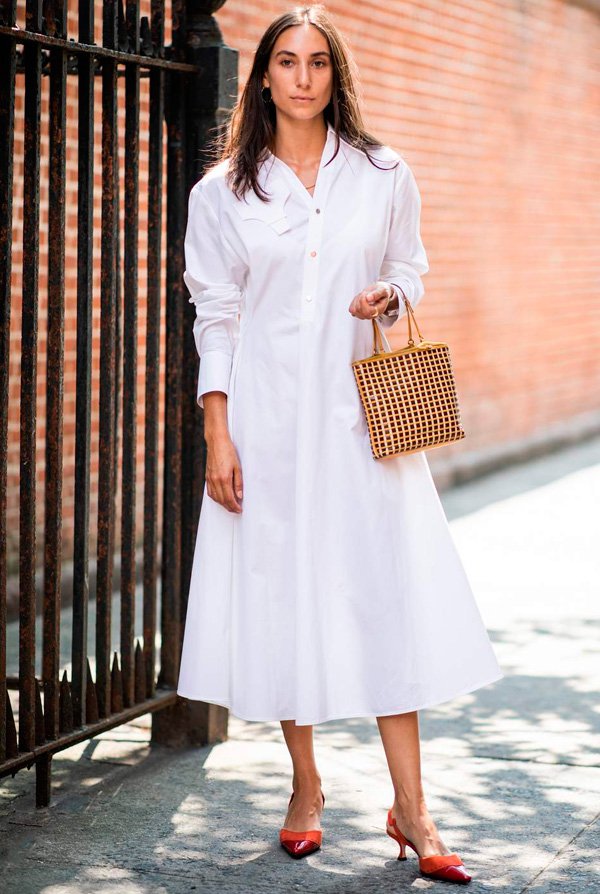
[176,121,504,725]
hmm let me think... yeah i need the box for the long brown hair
[204,4,398,201]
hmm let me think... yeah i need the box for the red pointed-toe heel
[386,808,472,884]
[279,790,325,859]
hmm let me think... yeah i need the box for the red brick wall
[214,0,600,480]
[5,1,600,579]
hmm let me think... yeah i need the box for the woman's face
[262,23,333,124]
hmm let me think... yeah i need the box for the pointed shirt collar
[261,121,349,206]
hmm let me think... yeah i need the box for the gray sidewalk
[1,438,599,893]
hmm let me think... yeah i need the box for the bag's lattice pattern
[352,292,465,459]
[353,343,465,459]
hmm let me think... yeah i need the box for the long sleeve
[377,159,429,330]
[183,182,248,409]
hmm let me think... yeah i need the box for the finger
[212,477,226,510]
[366,290,390,308]
[211,484,225,509]
[362,296,379,312]
[366,291,383,305]
[214,466,239,512]
[223,478,241,513]
[351,289,386,318]
[369,281,391,299]
[353,288,372,306]
[359,295,382,317]
[233,464,243,502]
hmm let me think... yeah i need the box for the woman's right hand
[203,391,243,513]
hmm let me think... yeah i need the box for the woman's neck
[272,117,327,165]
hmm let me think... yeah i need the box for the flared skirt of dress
[176,320,504,725]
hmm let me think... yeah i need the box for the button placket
[301,204,324,322]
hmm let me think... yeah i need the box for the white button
[309,250,317,257]
[305,295,312,302]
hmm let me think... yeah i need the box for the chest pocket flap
[233,179,292,235]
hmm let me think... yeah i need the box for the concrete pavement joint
[517,811,600,894]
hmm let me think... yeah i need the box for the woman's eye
[279,59,327,68]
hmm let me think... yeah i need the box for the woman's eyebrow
[274,50,331,57]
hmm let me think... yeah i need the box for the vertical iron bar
[96,0,119,718]
[19,0,43,753]
[120,0,140,708]
[78,0,92,47]
[0,0,17,763]
[158,63,185,691]
[71,0,95,729]
[35,752,51,807]
[112,12,122,670]
[43,0,62,37]
[0,0,18,27]
[43,0,67,743]
[145,62,164,694]
[25,0,42,31]
[170,0,185,61]
[150,0,164,57]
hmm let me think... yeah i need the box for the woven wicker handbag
[351,293,465,459]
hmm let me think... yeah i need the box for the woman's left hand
[349,281,392,320]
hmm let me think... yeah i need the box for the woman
[177,4,503,884]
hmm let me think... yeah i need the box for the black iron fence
[0,0,237,806]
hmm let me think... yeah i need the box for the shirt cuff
[387,282,407,314]
[196,350,233,409]
[375,282,402,329]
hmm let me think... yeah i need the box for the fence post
[151,0,237,748]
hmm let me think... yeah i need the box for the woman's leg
[377,711,452,858]
[280,720,324,831]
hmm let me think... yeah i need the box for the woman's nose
[296,66,311,87]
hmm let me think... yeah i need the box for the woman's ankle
[291,772,322,794]
[393,790,427,819]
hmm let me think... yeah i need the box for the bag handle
[371,289,425,355]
